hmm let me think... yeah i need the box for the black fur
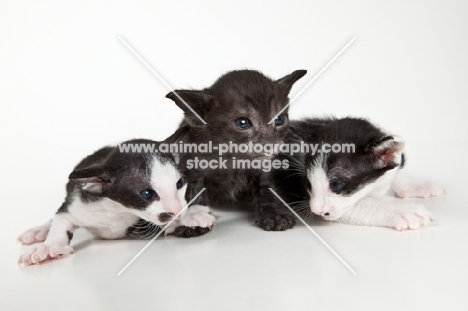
[166,69,307,231]
[274,117,405,216]
[173,226,212,238]
[66,139,175,209]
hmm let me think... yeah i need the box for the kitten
[18,139,215,265]
[274,117,445,230]
[166,69,307,231]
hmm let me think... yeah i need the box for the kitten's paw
[18,243,74,265]
[173,226,212,238]
[169,205,215,238]
[178,205,216,228]
[256,213,296,231]
[18,225,51,245]
[391,205,432,231]
[393,181,445,199]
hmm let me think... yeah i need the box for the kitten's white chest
[67,196,139,239]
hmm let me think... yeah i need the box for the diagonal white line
[269,188,357,275]
[118,36,207,125]
[117,188,206,276]
[269,37,356,124]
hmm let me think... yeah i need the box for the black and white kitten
[18,139,215,265]
[274,117,444,230]
[166,69,307,231]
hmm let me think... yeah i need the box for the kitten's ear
[69,165,110,194]
[368,136,406,167]
[276,69,307,96]
[162,125,190,144]
[165,90,213,126]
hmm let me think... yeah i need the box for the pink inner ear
[376,139,405,163]
[78,176,106,194]
[378,149,396,162]
[79,176,105,184]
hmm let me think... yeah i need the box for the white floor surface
[2,185,466,310]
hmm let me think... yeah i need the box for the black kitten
[166,69,307,231]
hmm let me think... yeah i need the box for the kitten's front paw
[19,243,74,265]
[178,205,216,228]
[170,205,215,238]
[18,225,51,245]
[391,205,432,231]
[173,226,212,238]
[256,213,296,231]
[394,181,445,199]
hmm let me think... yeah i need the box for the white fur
[67,197,140,238]
[17,220,51,245]
[392,174,445,199]
[18,243,74,265]
[19,213,75,265]
[340,197,432,231]
[307,162,442,230]
[135,158,188,222]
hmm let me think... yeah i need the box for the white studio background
[1,0,467,309]
[1,0,466,266]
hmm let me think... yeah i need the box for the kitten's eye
[274,115,286,126]
[330,181,344,194]
[234,117,252,129]
[176,177,185,190]
[139,189,158,200]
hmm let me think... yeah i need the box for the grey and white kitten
[18,139,215,265]
[274,117,444,230]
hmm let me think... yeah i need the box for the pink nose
[311,207,322,215]
[163,199,183,215]
[310,198,325,215]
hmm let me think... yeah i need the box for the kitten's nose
[158,212,174,223]
[162,197,183,216]
[310,201,325,215]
